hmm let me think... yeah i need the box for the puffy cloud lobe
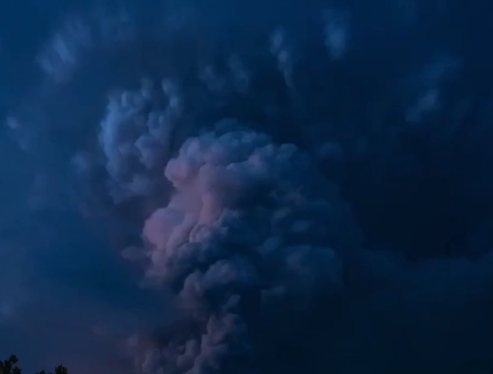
[322,8,350,60]
[38,6,136,85]
[99,78,185,203]
[402,54,462,123]
[96,65,255,207]
[270,28,296,93]
[129,121,359,373]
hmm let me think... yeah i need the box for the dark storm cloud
[2,0,493,373]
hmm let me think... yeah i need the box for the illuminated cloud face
[2,1,493,374]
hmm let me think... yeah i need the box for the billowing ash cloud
[3,0,493,373]
[126,121,360,373]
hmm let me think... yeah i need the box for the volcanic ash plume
[126,120,361,374]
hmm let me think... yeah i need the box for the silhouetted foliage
[0,356,68,374]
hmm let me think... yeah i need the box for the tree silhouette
[0,355,68,374]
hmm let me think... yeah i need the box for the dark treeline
[0,356,68,374]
